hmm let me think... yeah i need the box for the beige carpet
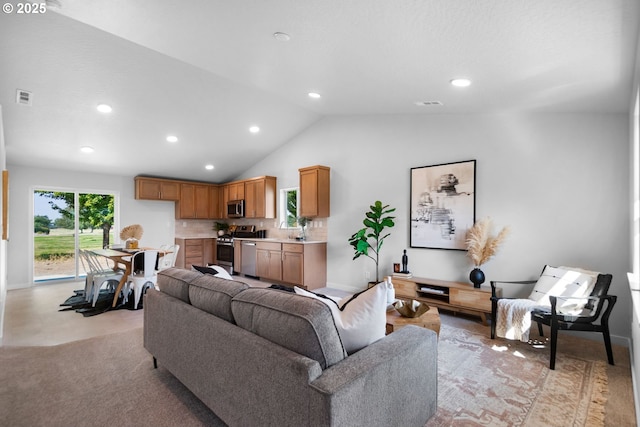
[0,318,633,427]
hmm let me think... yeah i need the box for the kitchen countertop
[175,236,326,244]
[233,237,326,244]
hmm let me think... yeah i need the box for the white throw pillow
[528,265,597,311]
[295,283,387,354]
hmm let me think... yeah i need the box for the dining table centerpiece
[120,224,144,249]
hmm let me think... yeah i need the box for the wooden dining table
[90,247,169,308]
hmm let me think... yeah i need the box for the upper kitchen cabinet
[228,181,245,201]
[245,176,277,218]
[135,176,180,201]
[208,185,221,219]
[221,181,245,219]
[177,183,210,219]
[299,165,330,217]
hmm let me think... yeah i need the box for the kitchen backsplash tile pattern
[175,218,328,241]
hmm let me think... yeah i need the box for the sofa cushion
[231,288,346,369]
[295,283,387,354]
[157,267,201,303]
[191,265,221,276]
[189,275,249,323]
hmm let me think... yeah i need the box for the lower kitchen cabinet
[175,238,215,269]
[256,242,282,281]
[281,244,303,285]
[254,241,326,290]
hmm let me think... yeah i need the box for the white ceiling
[1,0,638,182]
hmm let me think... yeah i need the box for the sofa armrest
[309,325,437,427]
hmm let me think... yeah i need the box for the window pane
[286,189,298,227]
[33,191,75,281]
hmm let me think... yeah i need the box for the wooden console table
[389,276,501,325]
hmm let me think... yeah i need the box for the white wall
[4,112,632,342]
[6,165,175,289]
[241,112,632,340]
[0,105,7,339]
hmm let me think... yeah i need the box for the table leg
[112,264,131,307]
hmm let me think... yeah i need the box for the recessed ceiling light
[205,164,214,170]
[166,135,178,143]
[308,92,321,99]
[249,126,260,134]
[80,146,95,153]
[96,104,112,113]
[450,78,472,87]
[273,32,291,42]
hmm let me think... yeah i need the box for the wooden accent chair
[490,269,616,370]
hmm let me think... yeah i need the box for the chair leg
[549,323,558,370]
[537,321,544,337]
[133,281,143,310]
[491,301,497,339]
[491,317,496,339]
[133,280,152,310]
[603,327,615,366]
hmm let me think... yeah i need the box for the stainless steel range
[216,234,234,275]
[215,225,265,275]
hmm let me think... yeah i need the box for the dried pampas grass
[120,224,144,241]
[466,218,510,267]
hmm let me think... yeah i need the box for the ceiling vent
[16,89,33,106]
[414,101,443,107]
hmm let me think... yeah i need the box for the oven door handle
[241,242,256,246]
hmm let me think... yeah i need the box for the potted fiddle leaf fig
[348,201,396,283]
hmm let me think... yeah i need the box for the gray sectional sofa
[143,267,438,427]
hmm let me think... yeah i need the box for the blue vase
[469,268,485,288]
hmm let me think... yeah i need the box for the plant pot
[469,268,485,288]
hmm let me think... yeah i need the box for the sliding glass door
[33,190,117,282]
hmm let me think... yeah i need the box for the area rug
[427,322,608,427]
[59,288,143,316]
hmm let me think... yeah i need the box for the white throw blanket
[496,299,542,342]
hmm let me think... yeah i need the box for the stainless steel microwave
[227,199,244,218]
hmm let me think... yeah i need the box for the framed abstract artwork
[410,160,476,250]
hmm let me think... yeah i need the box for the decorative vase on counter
[469,267,485,288]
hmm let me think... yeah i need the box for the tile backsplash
[175,218,328,241]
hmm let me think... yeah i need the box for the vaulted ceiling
[1,0,638,182]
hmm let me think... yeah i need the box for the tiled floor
[1,275,352,347]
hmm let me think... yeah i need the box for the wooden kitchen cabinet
[227,181,245,201]
[177,183,210,219]
[281,243,303,285]
[244,176,277,218]
[252,241,327,290]
[135,176,180,201]
[174,238,215,269]
[256,241,282,281]
[208,185,221,219]
[284,242,327,289]
[299,165,330,217]
[220,182,245,219]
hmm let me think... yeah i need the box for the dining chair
[124,250,159,310]
[79,249,124,307]
[158,244,180,270]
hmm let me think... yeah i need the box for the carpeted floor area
[0,314,634,427]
